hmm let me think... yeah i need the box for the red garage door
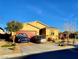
[16,30,36,38]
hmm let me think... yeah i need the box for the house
[0,27,5,34]
[16,21,59,40]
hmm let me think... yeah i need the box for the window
[51,32,54,35]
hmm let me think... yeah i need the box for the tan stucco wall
[21,23,39,35]
[29,21,46,29]
[50,29,59,39]
[46,28,51,35]
[46,28,59,40]
[51,29,59,35]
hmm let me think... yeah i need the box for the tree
[6,20,23,44]
[74,31,78,39]
[63,21,76,45]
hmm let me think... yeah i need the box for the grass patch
[1,44,15,47]
[1,44,16,50]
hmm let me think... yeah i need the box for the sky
[0,0,78,32]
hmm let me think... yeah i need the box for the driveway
[0,42,60,55]
[0,40,77,59]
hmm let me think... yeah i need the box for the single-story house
[16,21,59,40]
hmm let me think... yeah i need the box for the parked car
[15,33,30,43]
[31,35,46,43]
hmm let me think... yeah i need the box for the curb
[0,46,75,59]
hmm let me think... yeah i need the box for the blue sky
[0,0,78,32]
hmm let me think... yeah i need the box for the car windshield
[16,33,28,37]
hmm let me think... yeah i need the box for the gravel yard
[0,39,77,59]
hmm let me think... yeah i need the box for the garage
[16,30,37,38]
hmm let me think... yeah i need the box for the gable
[29,21,47,29]
[21,23,39,30]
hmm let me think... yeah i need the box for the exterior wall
[46,28,59,40]
[29,21,46,29]
[46,28,51,35]
[20,23,39,35]
[50,29,59,39]
[46,28,51,40]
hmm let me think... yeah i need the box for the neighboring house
[16,21,59,40]
[0,27,5,34]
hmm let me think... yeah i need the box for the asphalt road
[8,48,78,59]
